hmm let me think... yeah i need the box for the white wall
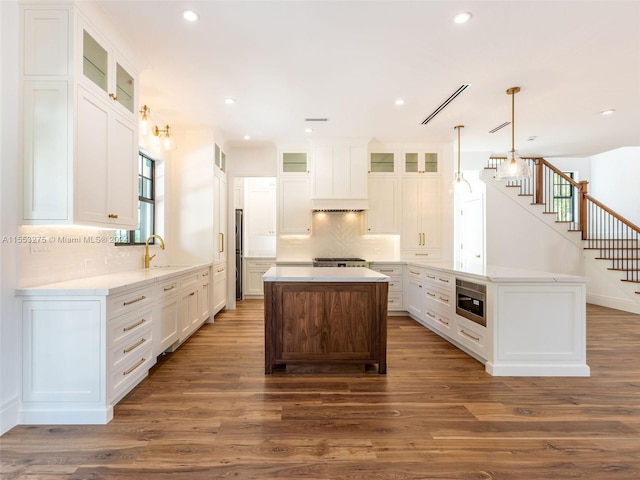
[589,147,640,225]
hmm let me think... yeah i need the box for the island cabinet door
[264,281,388,373]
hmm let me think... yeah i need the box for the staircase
[486,157,640,301]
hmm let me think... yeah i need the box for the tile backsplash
[17,226,169,287]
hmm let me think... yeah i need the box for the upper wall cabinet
[402,149,439,174]
[369,152,396,174]
[21,4,138,228]
[312,142,368,209]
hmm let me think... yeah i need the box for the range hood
[311,198,369,212]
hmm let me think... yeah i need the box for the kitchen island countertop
[262,266,390,282]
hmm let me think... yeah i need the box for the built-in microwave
[455,278,486,327]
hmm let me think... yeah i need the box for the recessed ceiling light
[454,12,472,24]
[225,98,236,105]
[183,10,199,22]
[600,109,615,116]
[305,128,314,133]
[394,98,405,106]
[243,135,251,140]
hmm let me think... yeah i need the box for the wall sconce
[153,125,171,150]
[139,105,150,135]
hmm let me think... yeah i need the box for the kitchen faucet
[144,234,165,268]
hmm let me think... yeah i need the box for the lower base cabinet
[244,259,276,298]
[212,262,226,315]
[17,264,213,425]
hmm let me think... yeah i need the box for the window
[553,172,575,222]
[115,152,155,245]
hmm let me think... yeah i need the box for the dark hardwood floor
[2,301,640,479]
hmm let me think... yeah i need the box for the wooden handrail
[584,193,640,234]
[537,158,582,190]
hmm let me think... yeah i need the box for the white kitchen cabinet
[156,277,180,353]
[244,259,276,298]
[366,176,400,234]
[401,176,442,258]
[199,269,211,322]
[21,5,138,228]
[278,176,312,234]
[178,271,201,340]
[401,149,439,174]
[212,263,227,315]
[312,143,368,208]
[244,177,277,257]
[368,152,396,174]
[214,169,227,264]
[369,263,404,312]
[405,265,426,318]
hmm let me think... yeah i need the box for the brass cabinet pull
[108,213,119,219]
[427,291,436,297]
[123,358,145,376]
[439,296,449,302]
[123,318,146,332]
[203,283,209,287]
[379,269,394,273]
[438,318,449,326]
[415,253,429,256]
[409,270,420,275]
[426,311,436,318]
[123,338,146,354]
[439,278,450,283]
[163,285,176,292]
[460,329,480,342]
[109,93,119,101]
[190,292,195,296]
[202,271,209,276]
[123,295,146,306]
[216,268,225,273]
[427,274,436,279]
[219,233,224,253]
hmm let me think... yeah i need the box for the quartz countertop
[262,266,390,282]
[16,263,212,296]
[407,260,589,283]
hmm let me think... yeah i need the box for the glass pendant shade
[450,125,472,194]
[495,86,532,181]
[495,150,532,181]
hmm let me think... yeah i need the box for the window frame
[115,151,156,246]
[553,171,575,223]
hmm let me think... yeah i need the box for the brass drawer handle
[427,292,436,297]
[202,271,209,276]
[123,318,146,332]
[123,338,146,354]
[409,270,420,275]
[123,358,145,376]
[163,285,176,292]
[426,275,436,279]
[438,318,449,326]
[415,253,429,256]
[439,296,449,302]
[438,278,450,283]
[123,295,146,306]
[460,329,480,342]
[426,311,436,318]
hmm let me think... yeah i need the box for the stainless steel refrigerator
[235,209,243,300]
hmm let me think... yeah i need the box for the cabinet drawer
[109,307,152,346]
[180,271,201,290]
[213,265,226,278]
[372,265,403,277]
[387,293,403,311]
[108,285,154,318]
[406,266,425,280]
[455,320,487,358]
[199,268,211,281]
[424,286,452,310]
[109,323,152,369]
[109,345,154,402]
[424,270,454,289]
[156,278,179,299]
[387,278,403,292]
[425,307,453,335]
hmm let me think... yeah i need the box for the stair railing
[488,157,639,284]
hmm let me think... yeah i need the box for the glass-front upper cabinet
[282,152,308,173]
[403,151,438,174]
[369,152,395,174]
[215,144,226,172]
[81,28,136,115]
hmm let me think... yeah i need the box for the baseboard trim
[587,294,640,315]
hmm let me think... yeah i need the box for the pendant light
[451,125,472,193]
[495,87,532,181]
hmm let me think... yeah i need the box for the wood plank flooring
[2,301,640,479]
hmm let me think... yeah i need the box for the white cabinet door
[198,269,211,322]
[312,143,368,201]
[366,176,399,234]
[108,112,137,228]
[278,176,311,234]
[159,296,179,352]
[313,144,334,198]
[212,263,226,315]
[401,176,441,258]
[214,171,227,263]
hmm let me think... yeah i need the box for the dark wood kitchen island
[262,266,390,374]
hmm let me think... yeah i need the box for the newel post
[534,159,544,205]
[579,180,589,240]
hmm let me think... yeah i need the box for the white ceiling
[98,0,640,157]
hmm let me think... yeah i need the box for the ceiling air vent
[489,121,510,134]
[421,84,470,125]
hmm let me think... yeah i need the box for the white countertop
[262,266,390,282]
[407,260,589,283]
[16,264,212,296]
